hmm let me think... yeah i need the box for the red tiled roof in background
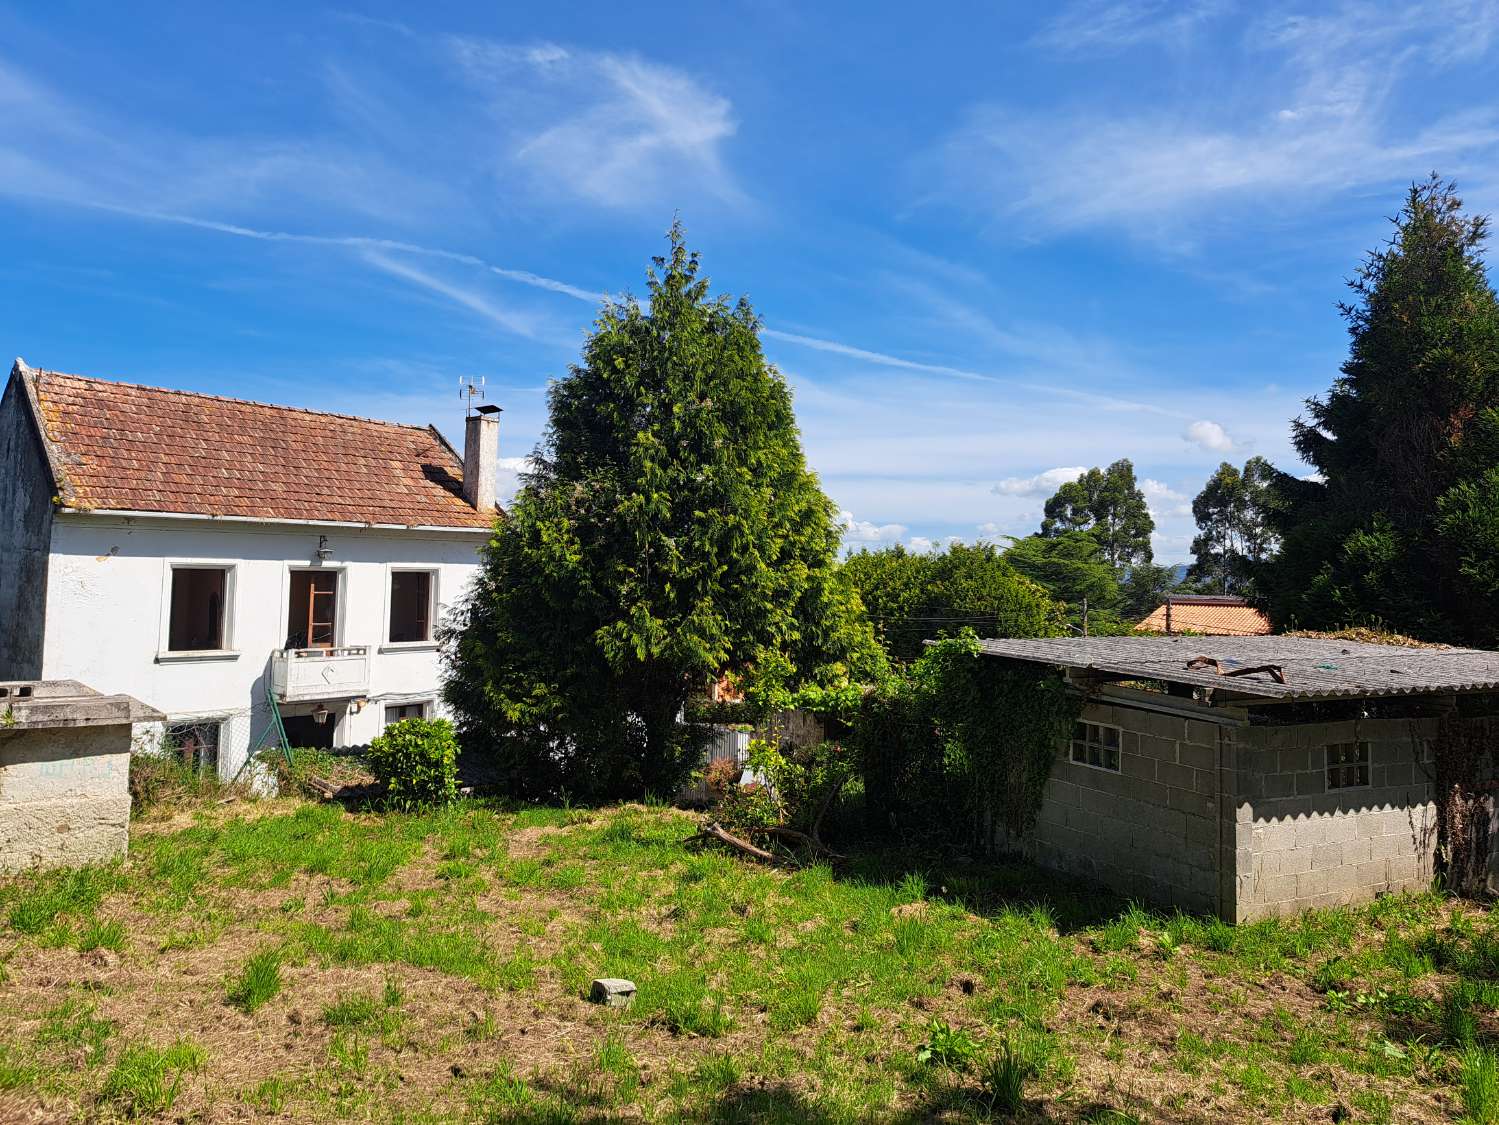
[19,363,496,529]
[1136,596,1272,636]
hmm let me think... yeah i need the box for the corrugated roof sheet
[1136,601,1272,636]
[973,634,1499,701]
[19,363,496,529]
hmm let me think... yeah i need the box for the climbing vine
[847,631,1081,851]
[1432,714,1498,897]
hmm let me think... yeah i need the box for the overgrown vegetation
[0,797,1489,1121]
[853,631,1082,849]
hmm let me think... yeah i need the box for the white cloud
[837,510,908,544]
[448,38,741,209]
[927,1,1499,240]
[1141,477,1193,518]
[1184,420,1235,453]
[993,466,1087,496]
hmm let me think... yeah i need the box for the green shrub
[368,718,459,809]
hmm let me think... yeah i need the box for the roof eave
[53,507,493,534]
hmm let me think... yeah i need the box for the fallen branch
[687,821,778,862]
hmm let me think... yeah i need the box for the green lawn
[0,796,1493,1122]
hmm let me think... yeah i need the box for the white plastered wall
[40,514,485,777]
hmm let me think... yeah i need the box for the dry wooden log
[687,821,778,862]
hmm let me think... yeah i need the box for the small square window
[389,571,435,643]
[1327,742,1370,789]
[168,567,228,651]
[1071,721,1122,773]
[167,721,221,777]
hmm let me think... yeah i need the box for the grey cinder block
[589,978,637,1007]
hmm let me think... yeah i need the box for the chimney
[463,405,500,511]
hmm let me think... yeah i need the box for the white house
[0,359,500,779]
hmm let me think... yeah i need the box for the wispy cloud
[1033,0,1227,54]
[447,38,742,209]
[361,251,544,339]
[928,1,1499,241]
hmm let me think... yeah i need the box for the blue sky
[4,2,1498,561]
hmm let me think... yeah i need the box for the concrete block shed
[0,680,160,873]
[974,635,1499,922]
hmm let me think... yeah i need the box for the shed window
[389,571,435,643]
[167,721,220,777]
[1327,742,1370,789]
[168,568,228,651]
[1071,722,1121,772]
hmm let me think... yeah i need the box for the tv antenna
[459,375,487,417]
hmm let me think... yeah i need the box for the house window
[167,721,220,777]
[168,567,228,651]
[1327,742,1370,789]
[389,571,435,643]
[1071,721,1121,772]
[384,701,430,725]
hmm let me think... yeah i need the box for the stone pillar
[0,680,161,873]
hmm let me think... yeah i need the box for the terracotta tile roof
[19,363,495,529]
[1136,597,1272,636]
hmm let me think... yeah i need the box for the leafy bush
[713,781,781,835]
[368,717,459,809]
[745,738,854,838]
[701,757,741,802]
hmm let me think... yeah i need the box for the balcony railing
[269,646,371,702]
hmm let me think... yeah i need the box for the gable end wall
[0,370,55,678]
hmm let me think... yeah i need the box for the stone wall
[1231,717,1437,920]
[1031,700,1228,916]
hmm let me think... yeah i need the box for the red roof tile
[1136,600,1272,636]
[21,364,495,529]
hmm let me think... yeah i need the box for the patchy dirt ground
[0,799,1489,1122]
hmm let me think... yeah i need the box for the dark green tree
[842,542,1061,662]
[1040,459,1155,571]
[1119,562,1179,619]
[1260,177,1499,642]
[443,225,880,800]
[1004,531,1123,631]
[1187,456,1278,595]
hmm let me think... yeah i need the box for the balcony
[269,647,371,703]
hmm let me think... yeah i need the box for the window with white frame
[389,570,436,643]
[167,566,231,651]
[1327,742,1370,789]
[1071,721,1121,772]
[384,701,431,725]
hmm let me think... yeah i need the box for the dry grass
[0,797,1492,1121]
